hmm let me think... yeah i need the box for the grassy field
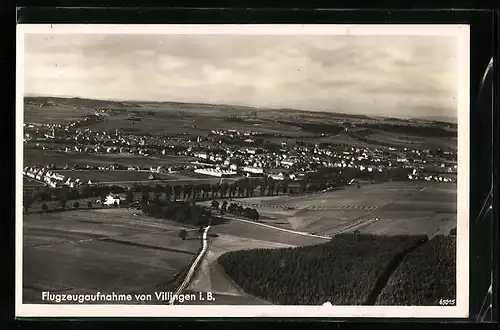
[224,182,456,237]
[23,208,201,304]
[24,97,457,149]
[24,103,95,124]
[48,170,240,185]
[363,130,457,150]
[24,149,197,167]
[23,177,45,187]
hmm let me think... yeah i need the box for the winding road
[169,225,211,305]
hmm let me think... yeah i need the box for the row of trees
[141,200,227,228]
[127,177,303,206]
[210,200,260,221]
[23,184,126,212]
[24,162,411,213]
[29,199,119,214]
[217,234,428,305]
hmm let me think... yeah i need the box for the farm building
[194,168,238,177]
[243,166,263,174]
[104,194,123,206]
[148,173,160,180]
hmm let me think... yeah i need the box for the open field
[363,130,457,150]
[25,97,457,148]
[23,208,201,303]
[50,169,231,183]
[224,182,456,237]
[23,177,45,187]
[186,219,328,304]
[24,103,95,124]
[24,148,197,167]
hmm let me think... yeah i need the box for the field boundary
[169,225,211,305]
[222,215,331,240]
[363,235,430,305]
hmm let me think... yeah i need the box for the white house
[104,194,122,206]
[243,166,263,174]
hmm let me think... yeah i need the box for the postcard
[16,24,469,318]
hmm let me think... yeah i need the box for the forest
[376,235,456,306]
[217,233,429,305]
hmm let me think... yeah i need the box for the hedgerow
[376,235,456,306]
[217,233,428,305]
[142,201,227,227]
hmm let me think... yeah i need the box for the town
[23,109,457,195]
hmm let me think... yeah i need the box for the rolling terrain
[23,208,201,304]
[22,96,459,306]
[24,96,457,150]
[205,182,457,238]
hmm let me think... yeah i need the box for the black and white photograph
[16,24,470,318]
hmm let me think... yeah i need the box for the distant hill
[24,95,454,126]
[417,116,457,125]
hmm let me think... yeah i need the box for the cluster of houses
[23,166,92,188]
[407,168,456,183]
[24,114,458,187]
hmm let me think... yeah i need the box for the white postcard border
[15,24,470,318]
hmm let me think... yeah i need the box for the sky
[24,33,459,119]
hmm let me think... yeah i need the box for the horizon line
[24,93,458,124]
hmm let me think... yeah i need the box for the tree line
[141,200,227,229]
[210,200,260,221]
[23,163,412,213]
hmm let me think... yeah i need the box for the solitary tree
[126,191,134,204]
[221,201,228,215]
[59,197,67,209]
[23,197,33,213]
[252,208,260,221]
[179,229,187,240]
[73,201,80,209]
[353,230,360,244]
[141,191,149,204]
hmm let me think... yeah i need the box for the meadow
[23,208,202,303]
[24,148,197,167]
[224,182,457,237]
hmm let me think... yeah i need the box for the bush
[375,235,456,306]
[218,233,427,305]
